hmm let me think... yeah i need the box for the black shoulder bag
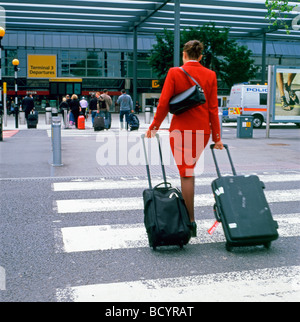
[169,67,206,115]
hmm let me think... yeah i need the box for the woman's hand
[145,128,157,138]
[214,140,224,149]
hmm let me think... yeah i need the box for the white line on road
[52,174,300,191]
[57,214,300,253]
[56,265,300,302]
[55,189,300,214]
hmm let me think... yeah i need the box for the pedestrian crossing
[57,265,300,302]
[52,172,300,302]
[58,214,300,253]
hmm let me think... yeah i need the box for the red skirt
[169,130,210,177]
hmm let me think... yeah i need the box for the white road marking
[52,174,300,191]
[56,265,300,302]
[57,214,299,253]
[55,189,300,214]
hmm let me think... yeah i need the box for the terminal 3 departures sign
[27,54,57,78]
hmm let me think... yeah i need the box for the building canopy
[1,0,299,41]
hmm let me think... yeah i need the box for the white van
[228,84,268,128]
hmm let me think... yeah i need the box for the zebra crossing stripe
[57,214,300,253]
[52,174,300,191]
[55,189,300,214]
[56,265,300,302]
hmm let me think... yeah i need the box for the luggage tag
[208,220,220,235]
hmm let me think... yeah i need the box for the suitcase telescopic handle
[210,144,237,178]
[141,133,168,189]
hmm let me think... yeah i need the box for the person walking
[22,94,35,120]
[117,89,133,130]
[135,101,141,114]
[69,94,81,128]
[145,40,223,237]
[100,89,112,129]
[80,96,88,118]
[59,96,69,121]
[89,93,98,125]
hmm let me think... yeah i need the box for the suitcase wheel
[264,241,271,249]
[225,243,233,252]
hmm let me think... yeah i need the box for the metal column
[174,0,181,67]
[133,26,138,106]
[261,32,266,84]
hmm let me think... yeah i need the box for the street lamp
[12,58,19,128]
[0,26,5,142]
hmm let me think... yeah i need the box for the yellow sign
[3,82,6,94]
[49,78,82,82]
[27,55,57,78]
[152,80,160,88]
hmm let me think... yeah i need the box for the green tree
[265,0,299,34]
[148,29,175,82]
[148,24,258,89]
[219,44,258,88]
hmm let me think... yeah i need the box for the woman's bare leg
[181,176,195,222]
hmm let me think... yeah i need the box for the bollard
[51,107,58,116]
[218,108,223,138]
[45,107,52,125]
[19,111,26,125]
[63,108,69,129]
[145,107,151,124]
[51,116,63,166]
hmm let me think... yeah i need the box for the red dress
[149,61,221,177]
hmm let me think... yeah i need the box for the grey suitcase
[94,116,105,131]
[210,144,279,251]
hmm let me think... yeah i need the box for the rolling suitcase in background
[27,111,38,129]
[94,115,105,131]
[210,144,279,251]
[78,115,85,130]
[142,134,192,250]
[128,113,139,131]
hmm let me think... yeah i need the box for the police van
[228,84,268,128]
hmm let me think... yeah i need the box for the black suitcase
[210,144,279,251]
[94,116,105,131]
[27,112,38,129]
[128,113,139,131]
[142,134,191,250]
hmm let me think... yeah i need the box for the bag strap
[179,67,202,89]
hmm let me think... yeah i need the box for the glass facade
[1,30,300,111]
[2,49,157,79]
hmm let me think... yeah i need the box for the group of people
[7,94,36,121]
[59,93,89,128]
[59,89,136,130]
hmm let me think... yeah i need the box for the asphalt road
[0,123,299,304]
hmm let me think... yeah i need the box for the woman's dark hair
[183,40,204,60]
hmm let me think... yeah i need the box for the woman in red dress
[146,40,223,237]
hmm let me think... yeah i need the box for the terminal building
[1,1,300,113]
